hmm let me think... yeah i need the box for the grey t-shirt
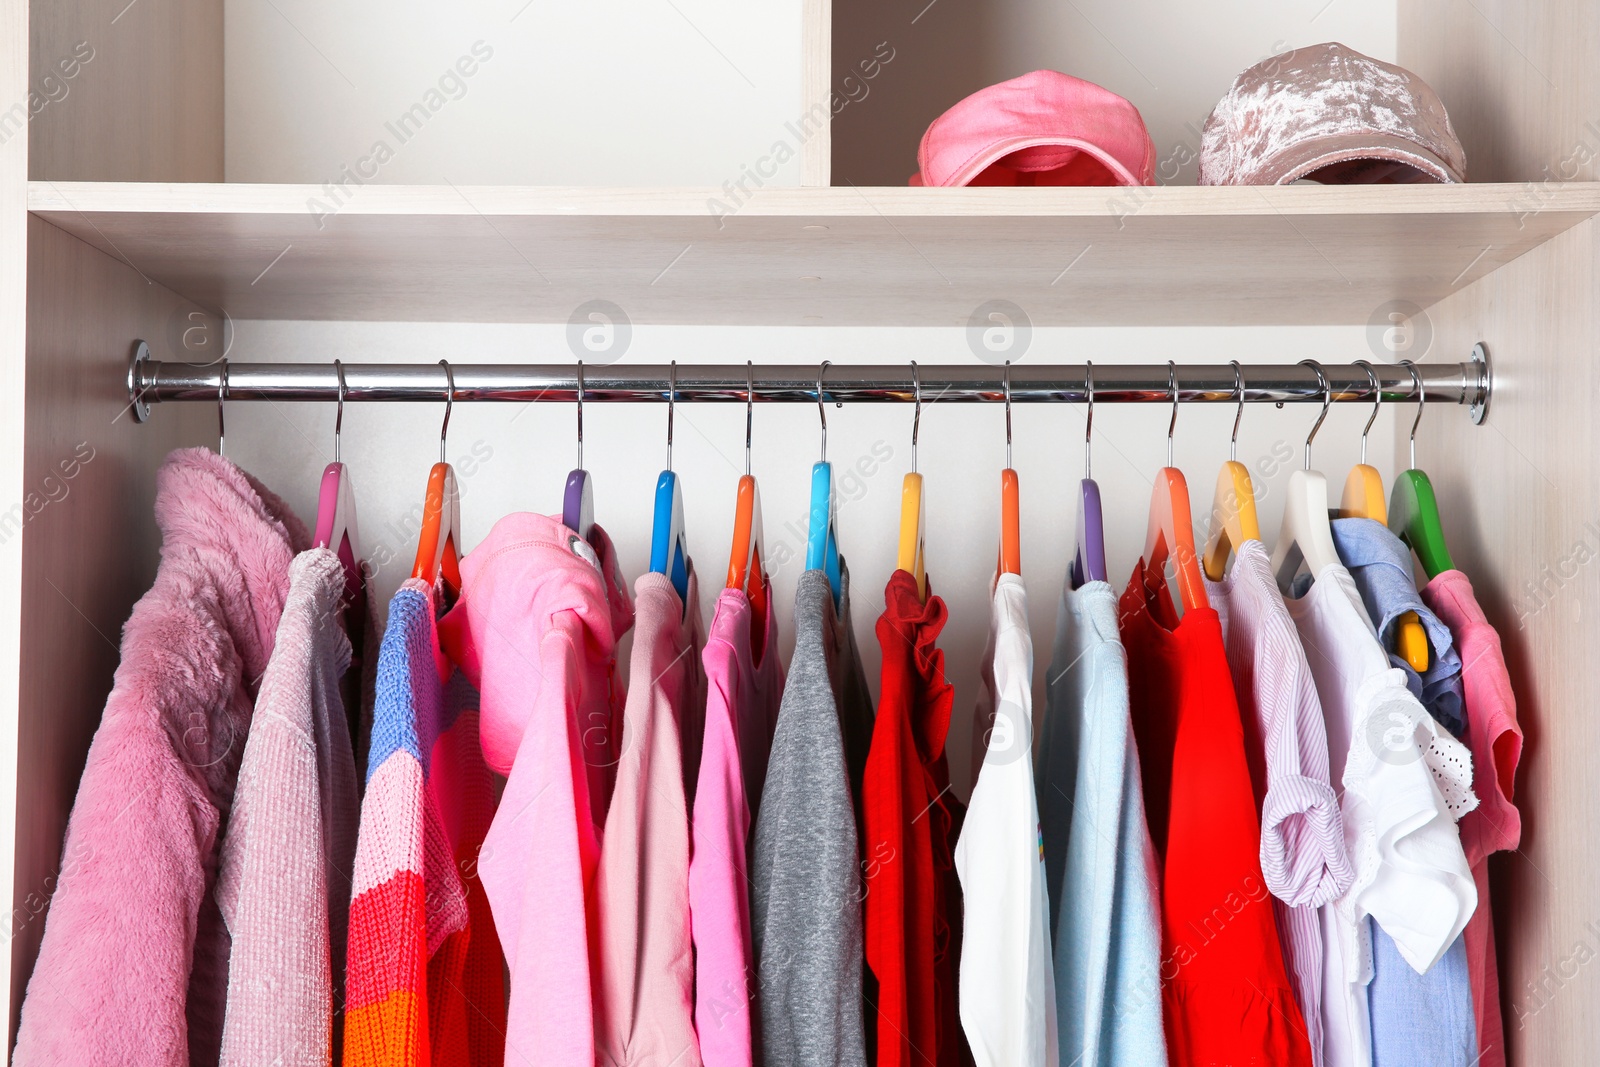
[751,562,872,1067]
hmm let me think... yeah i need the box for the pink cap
[913,70,1156,187]
[1200,43,1465,185]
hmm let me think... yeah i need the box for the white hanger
[1270,359,1342,590]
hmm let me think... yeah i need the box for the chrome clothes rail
[126,341,1492,425]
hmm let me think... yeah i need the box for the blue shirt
[1329,517,1467,738]
[1037,580,1167,1067]
[1369,931,1478,1066]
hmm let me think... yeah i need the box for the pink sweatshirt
[14,448,308,1067]
[1423,571,1524,1067]
[690,584,785,1067]
[595,570,707,1065]
[437,513,633,1067]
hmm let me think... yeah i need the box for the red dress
[1118,559,1313,1067]
[862,570,970,1067]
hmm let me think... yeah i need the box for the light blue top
[1329,517,1467,738]
[1369,931,1478,1067]
[1036,580,1167,1067]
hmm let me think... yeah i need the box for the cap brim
[1256,130,1461,185]
[932,135,1145,188]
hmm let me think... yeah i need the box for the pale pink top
[595,570,707,1066]
[1423,571,1523,1067]
[689,584,785,1067]
[1208,541,1355,1067]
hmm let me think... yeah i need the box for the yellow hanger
[1203,361,1262,580]
[1340,362,1428,673]
[896,362,927,600]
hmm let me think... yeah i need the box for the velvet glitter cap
[1199,42,1465,186]
[912,70,1155,187]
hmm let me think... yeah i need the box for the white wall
[224,0,805,185]
[220,321,1413,794]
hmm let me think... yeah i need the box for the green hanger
[1388,362,1455,578]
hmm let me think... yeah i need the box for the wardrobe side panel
[27,0,221,180]
[1399,0,1600,183]
[1407,216,1600,1065]
[11,216,213,1042]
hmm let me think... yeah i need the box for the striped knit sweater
[345,578,496,1067]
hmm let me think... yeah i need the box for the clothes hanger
[1269,360,1342,591]
[313,359,362,598]
[1070,361,1107,588]
[1340,360,1389,521]
[1143,362,1208,611]
[896,361,927,601]
[411,359,463,600]
[1388,360,1455,578]
[725,361,769,652]
[1202,361,1263,581]
[562,359,596,545]
[216,359,228,458]
[1341,361,1430,671]
[806,360,842,607]
[650,361,691,607]
[998,362,1022,577]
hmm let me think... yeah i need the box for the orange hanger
[998,364,1022,577]
[725,363,768,654]
[1202,361,1262,580]
[412,360,462,601]
[1144,363,1207,611]
[896,362,927,600]
[1340,361,1428,673]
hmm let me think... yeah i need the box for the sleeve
[1343,670,1477,975]
[13,702,215,1067]
[477,626,598,1067]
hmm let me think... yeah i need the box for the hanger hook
[745,360,754,477]
[217,359,229,457]
[582,358,595,470]
[333,359,346,464]
[438,359,454,464]
[1402,359,1424,470]
[817,360,830,463]
[1084,361,1094,480]
[910,360,921,474]
[666,360,677,471]
[1298,359,1331,471]
[1003,361,1014,469]
[1166,361,1179,468]
[1229,360,1244,462]
[1354,359,1381,466]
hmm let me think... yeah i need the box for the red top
[863,571,970,1067]
[1118,560,1313,1067]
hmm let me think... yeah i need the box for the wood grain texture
[11,216,212,1041]
[28,0,221,180]
[26,181,1600,326]
[1400,0,1600,184]
[800,0,829,186]
[1406,215,1600,1066]
[0,0,27,1037]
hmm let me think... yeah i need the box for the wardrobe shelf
[27,181,1600,327]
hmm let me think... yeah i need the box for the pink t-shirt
[595,569,707,1065]
[689,584,785,1067]
[1423,571,1523,1067]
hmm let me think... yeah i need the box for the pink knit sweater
[13,448,308,1067]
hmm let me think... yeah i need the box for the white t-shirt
[1283,563,1477,1067]
[957,573,1059,1067]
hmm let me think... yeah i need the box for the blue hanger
[650,362,690,605]
[806,361,842,606]
[1071,362,1107,587]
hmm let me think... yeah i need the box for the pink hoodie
[437,512,633,1067]
[14,448,308,1067]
